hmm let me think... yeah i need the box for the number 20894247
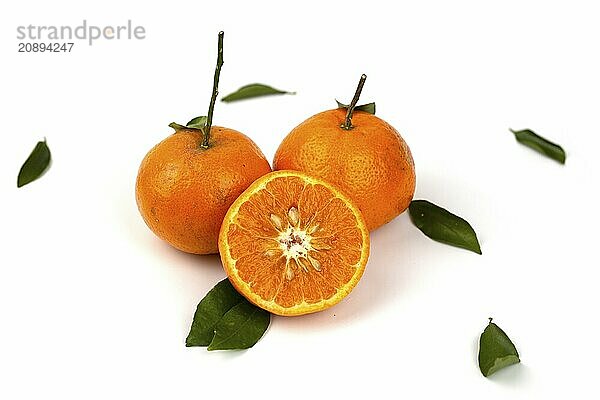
[18,42,74,53]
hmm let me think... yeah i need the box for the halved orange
[218,170,370,316]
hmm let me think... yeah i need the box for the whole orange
[136,126,271,254]
[273,106,415,231]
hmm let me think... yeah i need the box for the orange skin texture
[273,109,416,231]
[136,127,272,254]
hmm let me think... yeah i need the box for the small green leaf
[186,116,207,129]
[409,200,482,254]
[510,128,566,164]
[186,279,245,347]
[207,302,270,351]
[479,318,520,377]
[336,99,376,114]
[168,122,188,131]
[221,83,295,102]
[17,139,51,188]
[169,116,207,132]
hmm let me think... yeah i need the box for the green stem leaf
[186,279,244,347]
[17,139,51,188]
[335,100,376,115]
[478,319,520,377]
[510,128,566,164]
[169,116,207,132]
[168,122,189,131]
[409,200,482,254]
[207,302,270,351]
[221,83,295,102]
[186,116,208,129]
[186,278,271,350]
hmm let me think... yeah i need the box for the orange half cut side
[218,170,370,316]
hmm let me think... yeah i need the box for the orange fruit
[136,127,271,254]
[218,170,370,316]
[273,85,415,231]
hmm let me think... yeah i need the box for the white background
[1,1,599,398]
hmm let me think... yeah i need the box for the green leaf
[221,83,295,102]
[186,116,207,129]
[207,302,270,351]
[186,278,270,350]
[336,99,376,114]
[479,318,520,377]
[168,122,188,131]
[510,128,566,164]
[186,279,245,347]
[17,139,51,188]
[169,116,207,132]
[409,200,482,254]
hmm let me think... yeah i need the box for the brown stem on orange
[341,74,367,130]
[201,31,224,149]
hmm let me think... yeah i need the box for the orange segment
[218,170,370,316]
